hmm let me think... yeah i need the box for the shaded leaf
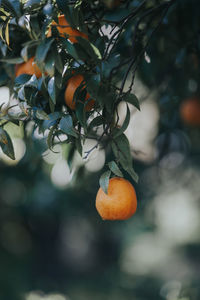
[76,36,102,61]
[1,57,24,64]
[36,38,54,65]
[3,0,21,17]
[43,112,60,129]
[111,133,138,183]
[75,138,82,156]
[56,0,75,27]
[123,93,140,110]
[59,115,78,138]
[99,170,111,194]
[108,161,123,177]
[24,0,41,9]
[113,104,130,138]
[126,167,139,183]
[35,109,49,120]
[47,124,56,149]
[0,127,15,159]
[88,116,104,131]
[62,39,80,61]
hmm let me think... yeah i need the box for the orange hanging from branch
[47,15,88,43]
[15,57,42,78]
[96,177,137,220]
[64,74,95,111]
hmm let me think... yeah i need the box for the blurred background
[0,0,200,299]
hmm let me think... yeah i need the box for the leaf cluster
[0,0,173,192]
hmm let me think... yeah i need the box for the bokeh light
[51,159,72,188]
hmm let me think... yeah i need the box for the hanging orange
[47,15,88,43]
[15,57,42,78]
[96,177,137,220]
[180,97,200,126]
[64,74,95,111]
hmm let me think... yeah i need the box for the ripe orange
[96,177,137,220]
[15,57,42,78]
[180,97,200,126]
[47,15,88,43]
[64,74,95,111]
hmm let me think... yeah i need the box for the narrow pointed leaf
[99,170,111,194]
[113,105,130,138]
[123,93,140,110]
[48,77,56,104]
[0,128,15,160]
[108,161,123,177]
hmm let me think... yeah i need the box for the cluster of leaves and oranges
[0,0,180,220]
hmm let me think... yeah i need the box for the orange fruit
[15,57,42,78]
[103,0,124,9]
[47,15,88,43]
[180,97,200,126]
[64,74,95,111]
[96,177,137,220]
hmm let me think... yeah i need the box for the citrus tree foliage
[0,0,175,191]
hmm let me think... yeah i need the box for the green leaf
[1,57,24,64]
[3,0,21,17]
[126,167,139,183]
[111,133,132,165]
[35,38,54,65]
[75,101,86,129]
[21,46,29,62]
[47,124,56,149]
[0,127,15,160]
[71,43,90,62]
[59,115,78,138]
[54,53,63,74]
[76,36,102,61]
[35,109,49,120]
[44,52,55,76]
[75,138,82,156]
[43,112,60,129]
[111,134,138,183]
[24,0,41,9]
[123,93,140,110]
[99,170,111,194]
[48,77,56,104]
[88,116,104,131]
[85,75,100,101]
[62,39,80,61]
[15,74,32,85]
[108,161,123,177]
[112,104,130,138]
[24,74,38,88]
[56,0,75,27]
[66,144,75,171]
[5,20,9,45]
